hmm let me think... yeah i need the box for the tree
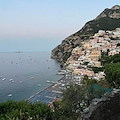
[105,62,120,88]
[101,53,120,65]
[53,84,87,120]
[53,77,105,120]
[81,75,97,86]
[0,100,52,120]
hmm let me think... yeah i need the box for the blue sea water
[0,52,62,102]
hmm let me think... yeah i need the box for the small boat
[38,84,41,87]
[9,79,14,83]
[2,78,6,81]
[8,94,12,97]
[52,81,55,83]
[31,77,34,79]
[20,81,23,83]
[9,79,13,81]
[47,80,50,83]
[11,80,14,83]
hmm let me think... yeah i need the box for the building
[89,48,101,61]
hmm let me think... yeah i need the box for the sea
[0,52,63,102]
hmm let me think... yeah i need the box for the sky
[0,0,120,52]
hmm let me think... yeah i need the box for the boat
[46,80,55,84]
[8,94,12,97]
[11,80,14,83]
[31,77,34,79]
[52,81,55,83]
[47,80,50,83]
[9,79,13,81]
[56,70,66,75]
[38,84,41,87]
[2,78,6,81]
[9,79,14,83]
[20,81,23,83]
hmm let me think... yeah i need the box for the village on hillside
[64,28,120,84]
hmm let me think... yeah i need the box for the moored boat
[8,94,12,97]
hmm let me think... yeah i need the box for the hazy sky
[0,0,120,52]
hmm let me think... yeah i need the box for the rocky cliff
[78,89,120,120]
[51,5,120,66]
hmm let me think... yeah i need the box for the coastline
[27,75,64,101]
[27,84,54,101]
[27,67,66,102]
[27,73,75,107]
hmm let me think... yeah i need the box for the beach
[28,72,76,108]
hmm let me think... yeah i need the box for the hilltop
[51,5,120,66]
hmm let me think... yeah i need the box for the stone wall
[78,89,120,120]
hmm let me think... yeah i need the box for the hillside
[51,5,120,66]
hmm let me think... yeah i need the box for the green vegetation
[101,53,120,65]
[1,81,105,120]
[90,67,104,73]
[53,85,86,119]
[98,79,111,88]
[105,62,120,88]
[62,52,71,63]
[81,75,97,86]
[94,53,120,87]
[100,51,109,65]
[0,75,113,120]
[53,75,107,120]
[83,62,89,65]
[0,100,52,120]
[117,43,120,46]
[76,17,120,36]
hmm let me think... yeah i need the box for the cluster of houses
[65,28,120,84]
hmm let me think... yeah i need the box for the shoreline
[27,84,54,101]
[27,73,76,107]
[27,70,76,106]
[27,75,65,103]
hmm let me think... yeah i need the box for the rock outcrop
[51,5,120,66]
[78,89,120,120]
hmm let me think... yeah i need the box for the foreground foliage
[0,75,111,120]
[53,76,106,120]
[0,100,52,120]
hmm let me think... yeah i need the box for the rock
[111,5,120,10]
[83,108,89,113]
[78,90,120,120]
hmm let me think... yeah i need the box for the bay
[0,52,62,102]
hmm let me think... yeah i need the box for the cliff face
[51,5,120,66]
[78,89,120,120]
[51,35,85,66]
